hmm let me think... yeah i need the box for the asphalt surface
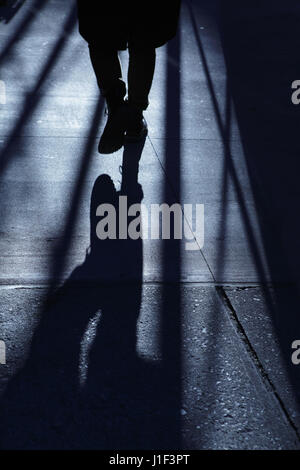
[0,0,300,449]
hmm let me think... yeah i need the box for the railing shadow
[219,0,300,429]
[0,0,49,65]
[0,4,77,177]
[159,19,182,448]
[184,0,300,439]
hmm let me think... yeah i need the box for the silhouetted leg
[126,46,156,141]
[88,44,124,96]
[127,46,156,110]
[88,44,127,154]
[88,44,156,108]
[87,44,156,150]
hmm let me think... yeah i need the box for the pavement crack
[216,285,300,442]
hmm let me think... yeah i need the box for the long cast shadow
[0,139,180,449]
[184,0,300,441]
[219,0,300,430]
[159,20,182,448]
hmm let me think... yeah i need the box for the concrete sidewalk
[0,0,299,449]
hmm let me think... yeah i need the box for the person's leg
[88,43,127,154]
[88,43,127,112]
[126,46,156,141]
[127,46,156,110]
[89,44,123,95]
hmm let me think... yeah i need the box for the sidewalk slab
[224,286,300,434]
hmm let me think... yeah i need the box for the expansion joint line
[216,285,300,442]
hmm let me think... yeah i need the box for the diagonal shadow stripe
[47,97,104,293]
[0,0,49,66]
[0,4,77,176]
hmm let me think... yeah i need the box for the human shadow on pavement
[0,140,177,449]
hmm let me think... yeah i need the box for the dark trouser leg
[88,43,126,100]
[88,44,122,93]
[88,44,127,154]
[127,47,156,110]
[124,47,156,141]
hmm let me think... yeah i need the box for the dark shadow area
[0,0,25,24]
[219,0,300,426]
[0,141,181,449]
[185,0,300,436]
[159,23,182,447]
